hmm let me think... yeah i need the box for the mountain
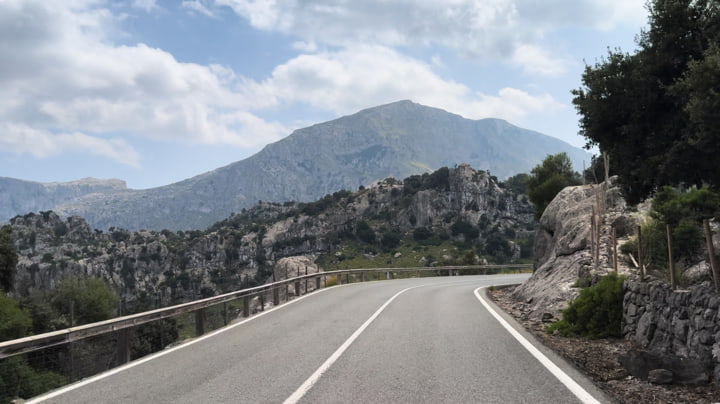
[3,100,589,230]
[0,177,127,222]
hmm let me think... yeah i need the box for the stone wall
[623,278,720,383]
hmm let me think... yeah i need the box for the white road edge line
[473,287,602,404]
[283,286,417,404]
[27,286,341,404]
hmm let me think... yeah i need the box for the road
[31,275,610,403]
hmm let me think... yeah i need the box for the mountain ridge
[2,100,589,230]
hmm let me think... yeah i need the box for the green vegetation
[501,173,529,195]
[0,226,17,293]
[0,294,31,341]
[546,273,626,339]
[621,187,720,276]
[573,0,720,203]
[526,153,582,219]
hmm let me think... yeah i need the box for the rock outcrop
[512,177,634,319]
[8,165,535,311]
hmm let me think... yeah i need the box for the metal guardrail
[0,264,531,362]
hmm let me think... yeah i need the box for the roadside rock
[512,177,635,319]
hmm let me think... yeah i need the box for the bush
[381,231,401,250]
[546,272,626,339]
[324,275,338,287]
[0,294,31,341]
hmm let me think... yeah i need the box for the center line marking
[283,286,418,404]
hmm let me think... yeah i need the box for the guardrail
[0,264,531,401]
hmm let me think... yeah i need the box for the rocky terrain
[1,101,588,231]
[503,177,720,402]
[7,165,535,312]
[512,177,637,320]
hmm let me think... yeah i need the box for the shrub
[546,272,626,339]
[324,275,338,287]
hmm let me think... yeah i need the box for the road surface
[31,274,610,403]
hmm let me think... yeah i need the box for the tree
[502,173,530,195]
[0,225,18,293]
[573,0,720,203]
[526,153,582,219]
[53,277,118,326]
[0,294,31,341]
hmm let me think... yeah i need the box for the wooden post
[295,280,301,296]
[260,293,265,312]
[703,219,720,292]
[591,206,597,271]
[612,227,618,272]
[316,275,321,290]
[273,287,280,306]
[223,301,228,326]
[243,296,250,317]
[667,224,676,289]
[637,225,644,280]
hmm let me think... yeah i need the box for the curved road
[31,275,611,403]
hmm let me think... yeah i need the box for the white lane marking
[283,286,418,404]
[473,287,602,404]
[27,286,340,403]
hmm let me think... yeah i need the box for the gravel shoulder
[488,286,720,404]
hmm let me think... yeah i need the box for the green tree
[0,226,18,293]
[0,294,31,341]
[53,277,118,326]
[526,153,582,219]
[573,0,720,203]
[501,173,530,195]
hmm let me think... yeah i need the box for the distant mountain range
[0,100,589,230]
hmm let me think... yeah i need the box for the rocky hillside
[3,100,588,230]
[7,165,534,311]
[0,177,126,223]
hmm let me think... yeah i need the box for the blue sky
[0,0,646,189]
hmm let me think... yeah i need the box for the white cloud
[215,0,647,70]
[181,1,215,17]
[132,0,158,13]
[511,44,572,76]
[0,0,288,160]
[245,45,563,124]
[0,123,141,167]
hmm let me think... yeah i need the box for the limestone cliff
[8,165,535,311]
[512,177,636,319]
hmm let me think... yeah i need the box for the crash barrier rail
[0,264,531,401]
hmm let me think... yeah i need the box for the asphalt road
[31,274,611,404]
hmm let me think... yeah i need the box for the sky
[0,0,648,190]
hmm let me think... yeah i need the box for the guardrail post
[386,271,390,280]
[116,328,131,365]
[195,308,206,336]
[243,296,250,317]
[316,275,321,290]
[260,293,265,312]
[361,272,365,282]
[295,280,301,296]
[223,302,228,326]
[273,287,280,306]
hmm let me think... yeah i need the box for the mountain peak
[3,102,589,230]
